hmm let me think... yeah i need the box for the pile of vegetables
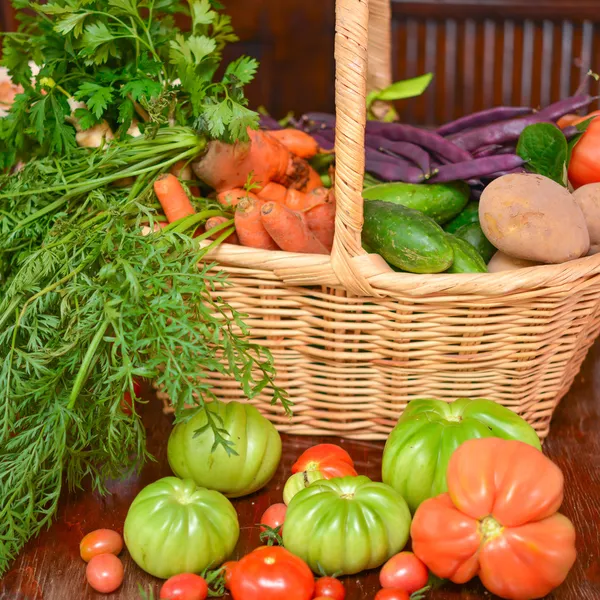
[85,396,575,600]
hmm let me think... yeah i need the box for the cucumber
[363,201,454,274]
[454,222,496,263]
[445,235,487,273]
[444,200,480,233]
[363,181,469,224]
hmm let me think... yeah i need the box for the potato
[487,251,541,273]
[479,173,590,263]
[572,183,600,246]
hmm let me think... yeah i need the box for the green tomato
[282,476,411,575]
[123,477,239,579]
[283,470,325,505]
[168,400,282,498]
[381,397,542,513]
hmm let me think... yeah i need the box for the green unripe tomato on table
[168,400,282,498]
[283,470,326,505]
[282,475,411,575]
[381,397,542,513]
[123,477,239,579]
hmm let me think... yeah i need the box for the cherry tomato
[160,573,208,600]
[133,379,142,397]
[86,553,124,593]
[79,529,123,562]
[292,444,357,479]
[121,380,142,415]
[229,546,315,600]
[315,576,346,599]
[374,590,410,600]
[222,561,237,590]
[259,503,287,533]
[379,552,429,593]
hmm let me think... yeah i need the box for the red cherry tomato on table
[79,529,123,562]
[379,552,429,593]
[222,561,237,590]
[314,576,346,599]
[292,444,357,479]
[86,553,124,593]
[374,590,410,600]
[260,503,287,533]
[159,573,208,600]
[229,546,315,600]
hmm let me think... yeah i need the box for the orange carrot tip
[235,197,279,250]
[153,173,196,224]
[217,188,259,208]
[204,216,239,245]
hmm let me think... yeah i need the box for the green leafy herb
[366,73,433,121]
[517,123,569,185]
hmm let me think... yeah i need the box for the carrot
[235,197,279,250]
[304,201,335,252]
[217,188,259,208]
[266,129,320,159]
[204,216,239,244]
[170,160,193,181]
[284,157,324,193]
[257,182,288,204]
[260,202,328,254]
[153,173,196,223]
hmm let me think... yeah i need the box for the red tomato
[79,529,123,562]
[121,380,142,415]
[314,576,345,599]
[160,573,208,600]
[379,552,428,593]
[260,503,287,533]
[292,444,357,479]
[374,590,409,600]
[86,554,124,593]
[222,561,237,590]
[229,546,315,600]
[569,116,600,188]
[411,438,576,600]
[133,379,142,397]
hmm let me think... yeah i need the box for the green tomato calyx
[479,515,503,541]
[340,492,355,500]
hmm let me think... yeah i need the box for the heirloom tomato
[168,400,281,497]
[411,438,576,600]
[569,116,600,188]
[124,477,239,579]
[382,398,541,513]
[292,444,356,479]
[283,476,411,575]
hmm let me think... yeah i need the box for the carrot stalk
[153,173,196,223]
[260,201,329,254]
[235,197,279,250]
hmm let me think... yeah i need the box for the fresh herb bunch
[0,0,259,166]
[0,0,289,577]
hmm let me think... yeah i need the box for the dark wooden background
[1,0,599,125]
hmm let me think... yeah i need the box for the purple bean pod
[427,154,526,183]
[450,94,597,152]
[311,133,335,151]
[259,114,283,130]
[300,112,337,127]
[436,106,533,136]
[473,144,503,158]
[365,149,426,183]
[366,134,431,175]
[366,121,472,163]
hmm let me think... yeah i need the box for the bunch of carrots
[153,128,336,255]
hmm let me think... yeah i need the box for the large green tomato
[168,400,282,498]
[282,476,411,575]
[123,477,239,579]
[381,398,542,513]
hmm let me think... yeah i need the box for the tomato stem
[479,515,504,541]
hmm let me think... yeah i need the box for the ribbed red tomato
[292,444,357,479]
[411,438,576,600]
[229,546,314,600]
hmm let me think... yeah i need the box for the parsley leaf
[75,83,114,119]
[225,56,259,86]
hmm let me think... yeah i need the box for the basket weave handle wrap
[332,0,379,296]
[367,0,393,116]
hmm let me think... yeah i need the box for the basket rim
[199,240,600,297]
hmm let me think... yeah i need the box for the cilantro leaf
[224,56,258,86]
[81,22,120,64]
[29,96,49,144]
[75,82,114,119]
[107,0,138,16]
[121,78,162,102]
[74,107,101,131]
[54,11,91,37]
[228,102,258,141]
[169,34,216,66]
[189,0,215,32]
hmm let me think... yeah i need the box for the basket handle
[331,0,391,296]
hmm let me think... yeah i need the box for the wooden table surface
[2,345,600,600]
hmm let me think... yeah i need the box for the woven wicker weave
[160,0,600,440]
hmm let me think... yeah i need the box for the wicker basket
[160,0,600,441]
